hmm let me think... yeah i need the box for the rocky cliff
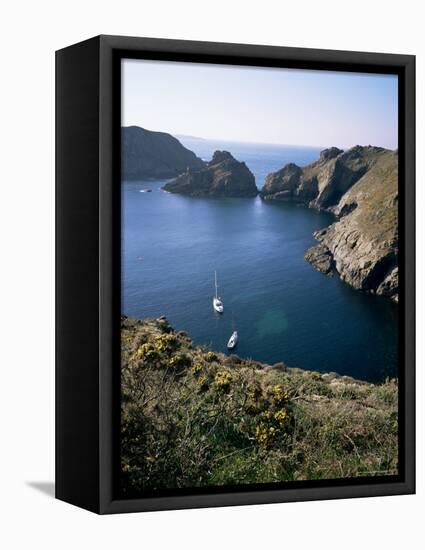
[162,150,258,198]
[262,146,399,301]
[122,126,204,180]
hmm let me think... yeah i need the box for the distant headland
[121,126,204,179]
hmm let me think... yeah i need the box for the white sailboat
[227,330,238,349]
[213,271,224,313]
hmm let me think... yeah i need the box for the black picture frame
[56,35,415,514]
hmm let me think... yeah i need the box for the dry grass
[120,317,398,496]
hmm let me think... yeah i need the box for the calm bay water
[122,140,398,382]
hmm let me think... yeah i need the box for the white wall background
[0,1,422,548]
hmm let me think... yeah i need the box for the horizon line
[122,125,396,151]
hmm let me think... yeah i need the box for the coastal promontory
[262,146,399,301]
[122,126,204,180]
[162,150,258,198]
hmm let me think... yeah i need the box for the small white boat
[213,297,223,313]
[213,271,224,313]
[227,331,238,349]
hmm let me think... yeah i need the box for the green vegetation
[120,316,398,496]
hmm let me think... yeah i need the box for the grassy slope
[335,150,398,241]
[121,317,398,496]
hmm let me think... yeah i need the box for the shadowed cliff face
[261,146,399,301]
[122,126,205,180]
[162,150,258,198]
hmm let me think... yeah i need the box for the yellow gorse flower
[214,371,232,388]
[255,422,277,449]
[152,333,178,353]
[269,384,288,405]
[130,343,158,363]
[274,408,287,426]
[191,362,203,375]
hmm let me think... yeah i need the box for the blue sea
[122,139,398,383]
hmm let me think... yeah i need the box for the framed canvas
[56,35,415,514]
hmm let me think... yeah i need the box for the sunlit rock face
[163,150,258,198]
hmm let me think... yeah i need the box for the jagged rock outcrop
[122,126,204,180]
[262,146,398,301]
[261,145,388,210]
[162,150,258,198]
[304,243,334,275]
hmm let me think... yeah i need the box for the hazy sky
[122,59,398,149]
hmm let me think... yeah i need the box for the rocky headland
[261,146,399,301]
[122,126,204,180]
[162,150,258,198]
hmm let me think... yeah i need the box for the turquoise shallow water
[122,140,398,383]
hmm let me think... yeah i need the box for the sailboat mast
[214,270,218,299]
